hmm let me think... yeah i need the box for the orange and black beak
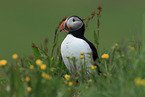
[60,20,67,32]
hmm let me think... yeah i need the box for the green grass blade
[94,31,99,46]
[32,43,42,60]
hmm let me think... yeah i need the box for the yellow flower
[101,54,109,59]
[68,88,71,91]
[130,47,135,51]
[68,82,73,86]
[25,76,30,82]
[141,79,145,86]
[36,59,42,66]
[27,87,32,92]
[80,55,84,59]
[30,65,34,69]
[0,60,7,66]
[85,86,88,89]
[94,66,97,68]
[65,74,70,81]
[115,43,118,47]
[121,54,125,57]
[134,77,145,86]
[91,65,95,69]
[12,54,18,60]
[103,73,107,76]
[41,72,46,77]
[65,81,68,85]
[45,74,50,80]
[41,73,51,80]
[80,52,84,55]
[50,68,55,72]
[40,64,47,70]
[91,65,97,69]
[128,46,135,51]
[41,73,45,78]
[134,77,142,85]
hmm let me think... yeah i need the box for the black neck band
[68,24,85,38]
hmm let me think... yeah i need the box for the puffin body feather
[61,34,93,74]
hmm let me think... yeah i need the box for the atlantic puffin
[60,15,101,76]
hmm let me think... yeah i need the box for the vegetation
[0,7,144,97]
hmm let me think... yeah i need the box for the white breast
[61,34,93,75]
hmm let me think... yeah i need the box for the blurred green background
[0,0,144,60]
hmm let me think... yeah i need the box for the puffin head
[60,15,84,33]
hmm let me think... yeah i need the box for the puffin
[60,15,101,77]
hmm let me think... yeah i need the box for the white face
[66,16,83,32]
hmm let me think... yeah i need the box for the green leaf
[32,43,42,60]
[0,68,7,80]
[94,31,99,46]
[52,42,57,49]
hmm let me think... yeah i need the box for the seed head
[66,56,70,59]
[81,18,86,21]
[88,17,91,20]
[32,45,37,48]
[91,10,95,17]
[97,12,100,15]
[97,6,102,10]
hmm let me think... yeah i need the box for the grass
[0,39,144,97]
[0,9,145,97]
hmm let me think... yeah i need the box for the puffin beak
[60,20,67,32]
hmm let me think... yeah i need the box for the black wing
[82,37,99,61]
[82,37,101,74]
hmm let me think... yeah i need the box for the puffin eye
[73,18,75,22]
